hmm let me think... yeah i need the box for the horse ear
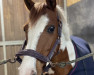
[46,0,56,10]
[24,0,35,11]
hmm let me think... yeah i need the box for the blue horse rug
[68,36,94,75]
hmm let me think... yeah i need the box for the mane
[56,5,76,66]
[56,5,71,50]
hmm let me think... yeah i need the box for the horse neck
[51,43,75,75]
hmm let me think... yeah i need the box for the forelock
[29,2,47,25]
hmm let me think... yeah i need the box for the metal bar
[0,0,7,75]
[64,0,67,21]
[0,40,24,46]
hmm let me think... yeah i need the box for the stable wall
[67,0,94,52]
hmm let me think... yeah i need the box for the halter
[15,15,62,73]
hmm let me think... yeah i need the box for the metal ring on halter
[8,56,17,63]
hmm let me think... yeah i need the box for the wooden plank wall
[3,0,28,41]
[0,47,4,75]
[0,0,64,75]
[0,12,2,41]
[6,46,21,75]
[0,27,1,41]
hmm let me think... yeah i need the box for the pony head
[18,0,76,75]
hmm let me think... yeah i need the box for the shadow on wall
[67,0,94,44]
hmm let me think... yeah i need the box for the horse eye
[47,25,55,33]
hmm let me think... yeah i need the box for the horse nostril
[31,70,34,73]
[32,73,36,75]
[32,72,37,75]
[31,70,37,75]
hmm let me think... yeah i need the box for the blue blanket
[68,36,94,75]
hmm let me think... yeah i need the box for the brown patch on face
[36,8,58,55]
[36,7,58,75]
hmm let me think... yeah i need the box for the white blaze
[18,15,49,75]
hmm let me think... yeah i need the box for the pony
[17,0,94,75]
